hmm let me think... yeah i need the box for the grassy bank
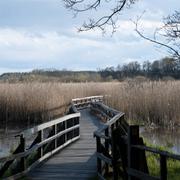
[0,80,180,127]
[145,141,180,179]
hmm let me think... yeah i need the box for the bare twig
[133,12,180,59]
[63,0,136,32]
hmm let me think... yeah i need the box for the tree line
[0,70,102,83]
[1,57,179,82]
[99,57,180,81]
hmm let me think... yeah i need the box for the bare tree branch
[133,12,180,59]
[64,0,180,60]
[63,0,136,32]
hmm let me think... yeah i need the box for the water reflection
[0,129,21,157]
[140,127,180,154]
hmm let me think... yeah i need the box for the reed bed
[0,81,180,127]
[0,82,110,127]
[105,80,180,127]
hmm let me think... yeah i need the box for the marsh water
[140,127,180,154]
[0,127,180,158]
[0,129,21,158]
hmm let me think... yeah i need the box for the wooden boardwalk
[1,96,180,180]
[28,109,103,180]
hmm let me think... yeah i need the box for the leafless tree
[63,0,180,59]
[63,0,136,33]
[134,11,180,59]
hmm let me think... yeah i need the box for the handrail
[93,102,120,115]
[72,95,103,110]
[132,144,180,160]
[0,95,104,179]
[126,125,180,180]
[93,102,180,180]
[0,104,81,179]
[72,95,103,102]
[22,113,80,136]
[94,112,125,138]
[92,102,126,180]
[0,124,80,163]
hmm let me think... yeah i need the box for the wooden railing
[0,95,103,179]
[127,125,180,180]
[93,102,180,180]
[72,95,103,110]
[0,107,80,179]
[1,95,180,180]
[92,102,127,179]
[91,102,120,121]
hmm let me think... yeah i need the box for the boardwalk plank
[27,109,103,180]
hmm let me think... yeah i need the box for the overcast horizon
[0,0,179,74]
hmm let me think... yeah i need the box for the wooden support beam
[37,130,44,159]
[127,125,139,180]
[111,128,119,180]
[160,155,167,180]
[96,137,102,176]
[20,135,26,172]
[105,128,109,175]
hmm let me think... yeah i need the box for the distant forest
[99,57,180,81]
[0,57,179,82]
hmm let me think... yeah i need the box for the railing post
[65,120,67,142]
[20,135,26,172]
[160,155,167,180]
[105,128,109,175]
[96,137,102,176]
[72,118,75,138]
[111,128,118,180]
[127,125,139,180]
[0,134,26,177]
[54,124,57,149]
[77,116,80,137]
[37,130,43,158]
[50,125,57,150]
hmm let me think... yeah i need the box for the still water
[140,127,180,154]
[0,129,21,158]
[0,127,180,158]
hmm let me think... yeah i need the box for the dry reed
[0,81,180,127]
[0,82,109,127]
[105,80,180,127]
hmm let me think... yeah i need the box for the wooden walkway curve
[1,96,179,180]
[28,109,103,180]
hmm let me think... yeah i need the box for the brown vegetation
[0,82,107,127]
[0,81,180,128]
[106,80,180,127]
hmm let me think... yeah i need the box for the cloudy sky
[0,0,179,74]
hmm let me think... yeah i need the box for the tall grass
[0,80,180,127]
[106,80,180,127]
[0,82,110,127]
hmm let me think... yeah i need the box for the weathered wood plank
[22,113,80,136]
[27,109,102,180]
[72,95,103,102]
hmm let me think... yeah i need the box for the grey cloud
[0,0,178,72]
